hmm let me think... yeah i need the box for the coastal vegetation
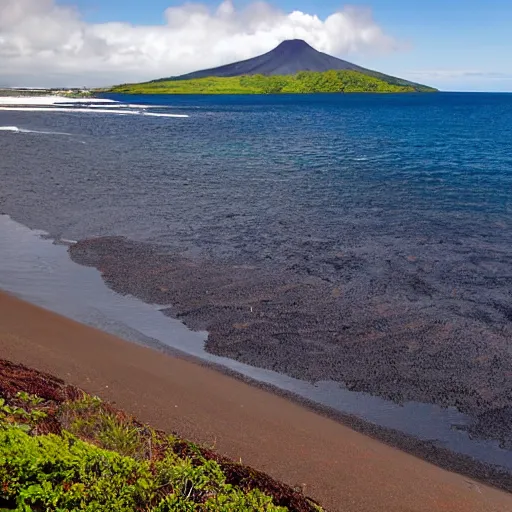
[0,359,322,512]
[109,70,437,95]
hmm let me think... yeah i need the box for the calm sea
[1,92,512,472]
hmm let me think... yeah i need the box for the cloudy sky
[1,0,511,91]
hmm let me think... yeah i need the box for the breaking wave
[0,107,188,118]
[0,126,72,135]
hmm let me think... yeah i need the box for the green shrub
[96,414,143,458]
[0,425,153,511]
[0,421,288,511]
[0,395,47,432]
[0,382,318,511]
[109,70,437,95]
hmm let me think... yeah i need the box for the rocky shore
[69,236,512,451]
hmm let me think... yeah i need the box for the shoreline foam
[0,95,189,117]
[0,106,189,117]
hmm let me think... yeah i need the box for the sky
[1,0,511,91]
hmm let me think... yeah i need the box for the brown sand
[0,291,510,512]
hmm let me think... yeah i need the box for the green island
[0,359,321,512]
[108,70,437,95]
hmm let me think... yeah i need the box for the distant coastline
[0,87,94,99]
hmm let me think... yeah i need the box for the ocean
[1,92,511,476]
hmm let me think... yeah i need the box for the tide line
[0,107,189,118]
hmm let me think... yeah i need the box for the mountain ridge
[171,39,366,80]
[155,39,430,91]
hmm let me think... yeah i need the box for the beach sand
[0,290,510,512]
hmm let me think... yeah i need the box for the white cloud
[0,0,400,87]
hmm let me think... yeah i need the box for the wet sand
[1,291,511,512]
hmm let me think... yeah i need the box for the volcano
[113,39,436,94]
[176,40,367,79]
[163,39,422,89]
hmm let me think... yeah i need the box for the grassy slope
[109,70,437,95]
[0,359,322,512]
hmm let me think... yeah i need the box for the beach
[1,91,512,510]
[1,290,511,512]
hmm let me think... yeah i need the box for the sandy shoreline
[0,291,511,512]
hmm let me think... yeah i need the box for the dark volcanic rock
[69,236,512,450]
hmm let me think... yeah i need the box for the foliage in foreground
[109,70,437,95]
[0,424,282,511]
[0,375,321,512]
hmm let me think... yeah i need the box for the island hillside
[109,40,437,95]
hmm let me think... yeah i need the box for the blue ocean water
[1,92,512,456]
[1,93,511,254]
